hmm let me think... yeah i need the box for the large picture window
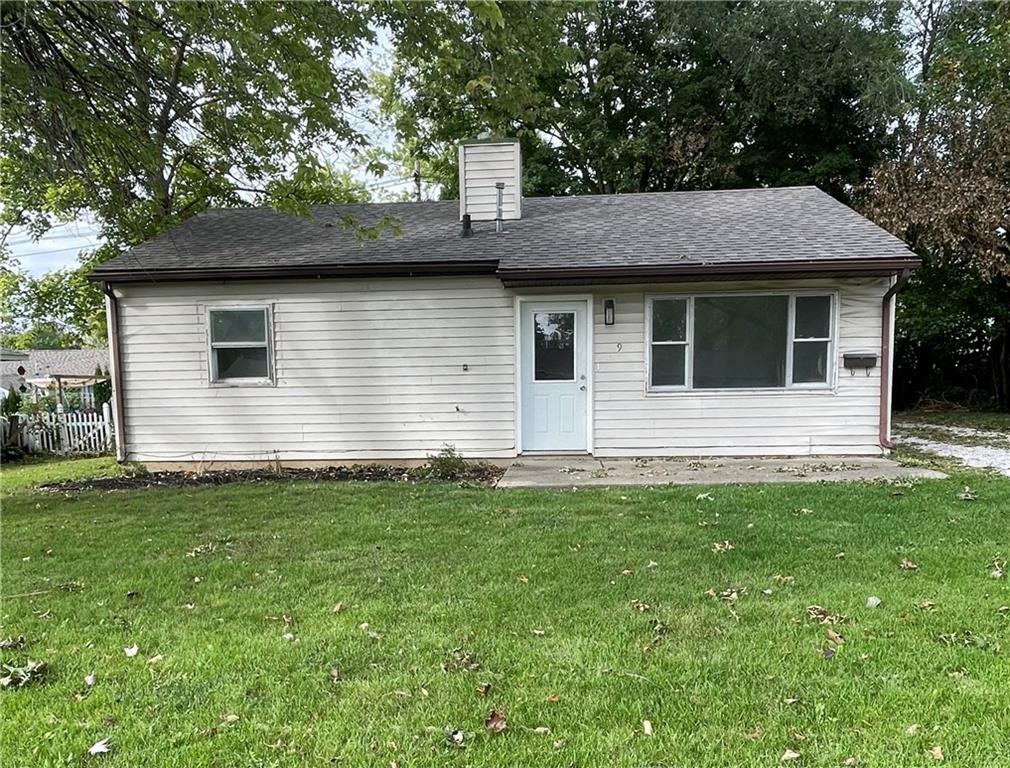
[208,307,273,384]
[648,293,834,391]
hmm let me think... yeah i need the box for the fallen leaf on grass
[0,659,46,689]
[806,605,846,625]
[546,693,560,704]
[696,492,714,501]
[484,709,507,734]
[821,646,836,659]
[642,720,653,736]
[781,749,801,762]
[147,654,163,665]
[476,682,491,697]
[711,540,734,554]
[906,724,920,735]
[84,673,96,687]
[990,558,1006,580]
[532,628,546,637]
[843,758,859,767]
[919,600,937,611]
[773,574,795,585]
[866,596,882,608]
[630,598,652,612]
[446,729,465,747]
[899,558,919,571]
[784,697,802,705]
[927,745,944,761]
[221,714,240,724]
[329,667,341,684]
[826,628,844,645]
[516,575,529,584]
[124,645,138,657]
[332,602,346,613]
[88,738,111,756]
[958,487,976,501]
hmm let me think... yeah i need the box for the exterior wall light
[603,298,616,326]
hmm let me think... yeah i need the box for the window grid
[647,293,834,392]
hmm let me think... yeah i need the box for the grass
[0,455,130,495]
[2,467,1009,767]
[895,409,1010,433]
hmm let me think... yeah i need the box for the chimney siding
[458,140,522,221]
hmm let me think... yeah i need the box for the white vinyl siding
[115,277,515,462]
[590,277,888,457]
[458,141,522,221]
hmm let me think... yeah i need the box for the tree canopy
[1,0,376,345]
[385,0,908,199]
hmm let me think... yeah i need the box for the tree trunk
[991,321,1010,412]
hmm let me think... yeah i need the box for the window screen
[209,308,271,382]
[650,299,687,387]
[791,295,831,384]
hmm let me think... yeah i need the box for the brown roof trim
[497,257,920,287]
[89,260,501,284]
[91,255,920,285]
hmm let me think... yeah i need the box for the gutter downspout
[879,269,912,450]
[102,283,127,462]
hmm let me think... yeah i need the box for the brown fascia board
[90,255,921,285]
[88,259,501,283]
[497,257,921,287]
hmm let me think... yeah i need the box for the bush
[425,444,469,480]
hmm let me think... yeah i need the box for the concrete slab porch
[496,455,947,488]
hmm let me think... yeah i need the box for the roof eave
[497,257,921,287]
[89,259,501,284]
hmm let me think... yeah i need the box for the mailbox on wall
[842,353,878,375]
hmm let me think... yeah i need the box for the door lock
[579,384,586,391]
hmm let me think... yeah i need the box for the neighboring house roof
[0,348,110,381]
[90,186,918,284]
[0,348,29,361]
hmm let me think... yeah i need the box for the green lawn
[2,465,1009,767]
[0,455,130,495]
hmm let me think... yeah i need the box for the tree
[1,0,377,340]
[862,0,1010,409]
[92,367,112,410]
[384,0,907,200]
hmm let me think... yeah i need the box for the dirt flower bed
[39,459,503,492]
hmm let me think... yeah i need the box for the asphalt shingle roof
[91,186,915,282]
[0,348,109,379]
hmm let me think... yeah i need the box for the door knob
[579,384,586,391]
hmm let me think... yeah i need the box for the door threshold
[519,451,593,456]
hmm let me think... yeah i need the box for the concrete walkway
[496,455,946,488]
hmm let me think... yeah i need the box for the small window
[209,307,272,383]
[534,312,576,381]
[791,295,832,384]
[650,299,687,387]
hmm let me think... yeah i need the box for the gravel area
[894,423,1010,477]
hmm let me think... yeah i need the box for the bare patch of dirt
[39,462,504,493]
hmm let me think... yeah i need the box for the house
[0,348,110,409]
[90,139,919,468]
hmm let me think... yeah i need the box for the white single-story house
[91,140,919,468]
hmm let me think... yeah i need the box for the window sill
[645,385,836,397]
[209,378,276,388]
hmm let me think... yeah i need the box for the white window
[647,293,834,391]
[208,307,273,384]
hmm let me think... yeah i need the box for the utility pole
[413,158,422,202]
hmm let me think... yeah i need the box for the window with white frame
[208,307,272,383]
[648,293,834,390]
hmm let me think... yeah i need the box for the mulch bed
[39,463,505,493]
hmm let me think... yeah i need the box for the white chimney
[458,138,522,221]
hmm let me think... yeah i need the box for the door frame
[514,294,594,454]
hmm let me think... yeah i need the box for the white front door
[520,301,589,452]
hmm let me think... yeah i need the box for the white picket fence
[2,402,114,455]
